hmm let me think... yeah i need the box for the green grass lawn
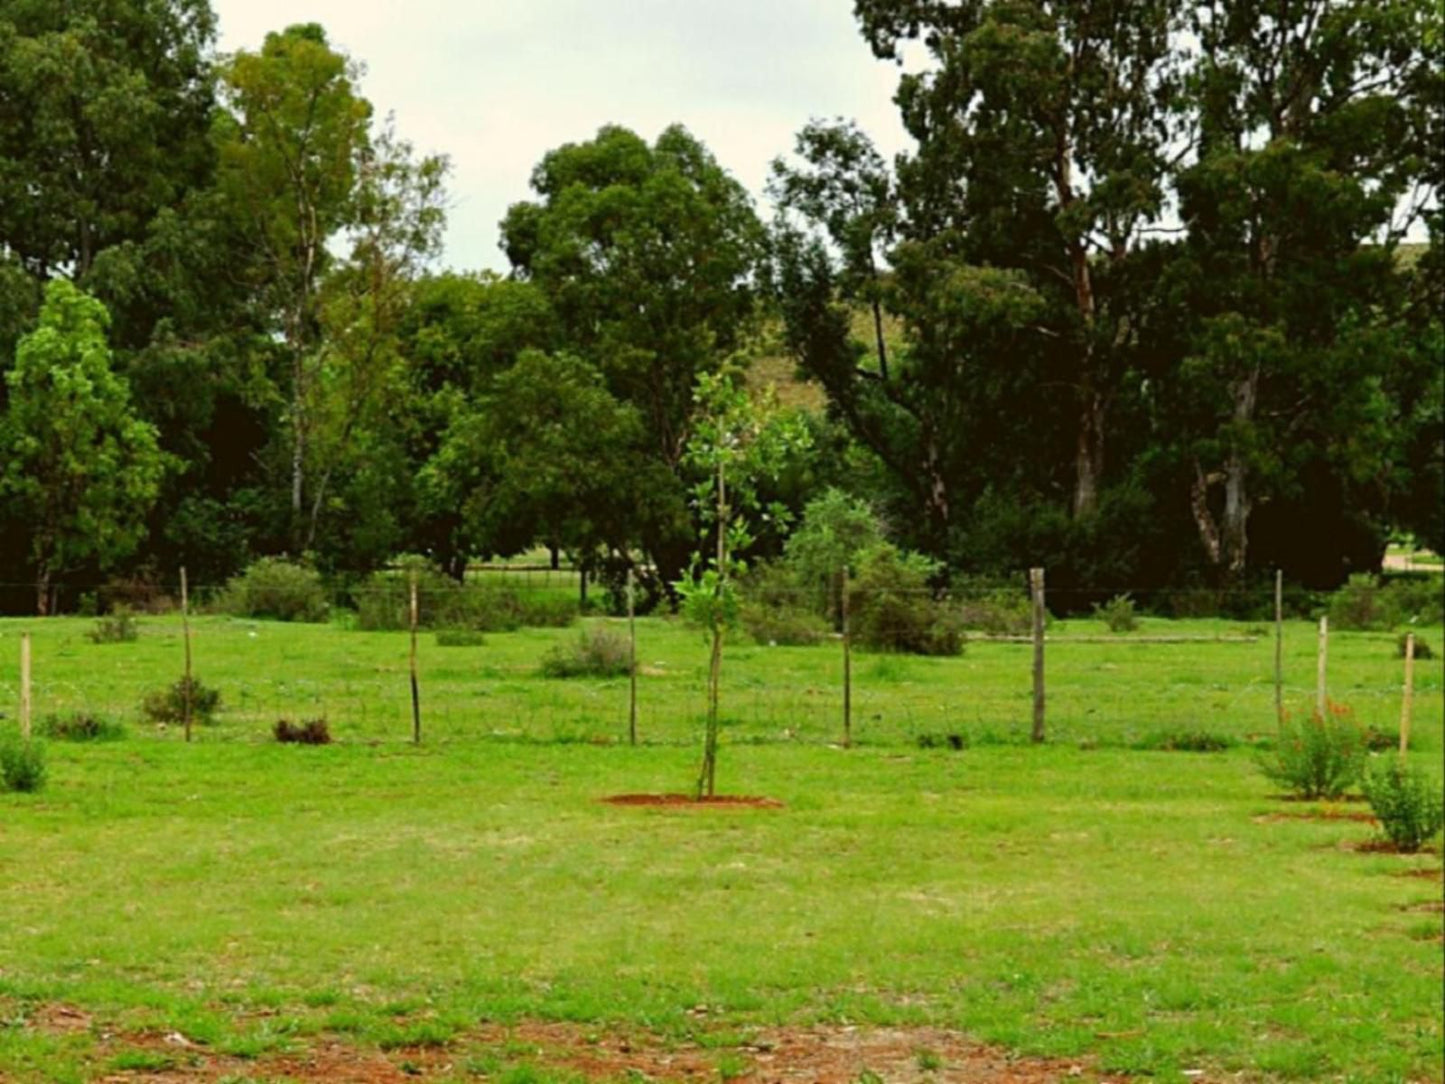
[0,615,1441,1082]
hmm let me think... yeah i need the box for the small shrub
[1137,729,1235,752]
[916,732,966,751]
[0,738,46,793]
[540,626,634,678]
[1257,702,1366,800]
[1093,593,1139,633]
[741,602,829,646]
[956,580,1032,636]
[356,569,576,632]
[850,544,964,656]
[1397,633,1434,660]
[142,676,222,726]
[1327,573,1415,631]
[41,712,125,742]
[274,718,332,745]
[220,558,328,622]
[1360,725,1399,753]
[87,607,139,643]
[435,628,486,647]
[1381,575,1445,626]
[1362,760,1445,853]
[99,571,172,613]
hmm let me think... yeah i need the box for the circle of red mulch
[601,793,784,809]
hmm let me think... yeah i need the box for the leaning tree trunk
[1189,367,1260,580]
[34,565,51,617]
[1072,379,1105,519]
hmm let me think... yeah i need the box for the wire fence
[0,569,1439,753]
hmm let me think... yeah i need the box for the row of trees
[1,0,1440,615]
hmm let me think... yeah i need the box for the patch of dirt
[29,1003,92,1033]
[47,1018,1120,1084]
[1344,838,1440,855]
[601,793,784,809]
[1391,867,1445,880]
[1398,900,1445,913]
[1253,809,1377,824]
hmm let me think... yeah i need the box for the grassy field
[0,614,1441,1083]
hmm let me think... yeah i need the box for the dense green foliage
[1362,758,1445,852]
[0,0,1439,617]
[1257,704,1369,800]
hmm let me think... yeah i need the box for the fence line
[2,571,1440,754]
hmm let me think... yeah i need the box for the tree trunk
[1189,368,1260,578]
[1221,370,1259,576]
[698,624,723,799]
[35,565,50,617]
[1072,382,1105,519]
[869,289,889,382]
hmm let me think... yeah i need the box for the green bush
[956,579,1032,636]
[0,738,45,792]
[356,569,575,632]
[742,603,830,646]
[1257,703,1366,800]
[849,544,964,656]
[1362,760,1445,853]
[1328,574,1395,631]
[783,488,885,615]
[220,558,328,622]
[435,628,486,647]
[142,676,222,726]
[1396,632,1435,660]
[540,626,634,678]
[87,607,139,643]
[1094,593,1139,633]
[41,712,125,742]
[1382,575,1445,626]
[274,718,332,745]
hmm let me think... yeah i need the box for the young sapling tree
[675,370,810,798]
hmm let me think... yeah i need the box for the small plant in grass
[1138,729,1235,752]
[1396,633,1434,660]
[0,737,46,792]
[41,712,125,742]
[540,626,634,678]
[916,732,966,751]
[142,676,222,726]
[274,718,332,745]
[916,1048,943,1072]
[1362,760,1445,853]
[219,557,329,622]
[1093,593,1139,632]
[435,628,486,647]
[1257,701,1366,800]
[87,607,139,643]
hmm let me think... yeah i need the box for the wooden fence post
[181,566,193,743]
[1273,569,1283,722]
[841,565,852,749]
[409,573,421,745]
[1030,567,1046,743]
[1315,615,1328,717]
[628,566,638,746]
[1399,631,1416,756]
[19,632,31,743]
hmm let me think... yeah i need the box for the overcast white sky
[212,1,915,273]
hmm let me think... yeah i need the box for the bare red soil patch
[54,1017,1109,1084]
[1391,867,1445,880]
[1254,809,1377,824]
[602,793,784,809]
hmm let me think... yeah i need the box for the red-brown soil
[53,1017,1120,1083]
[601,793,784,809]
